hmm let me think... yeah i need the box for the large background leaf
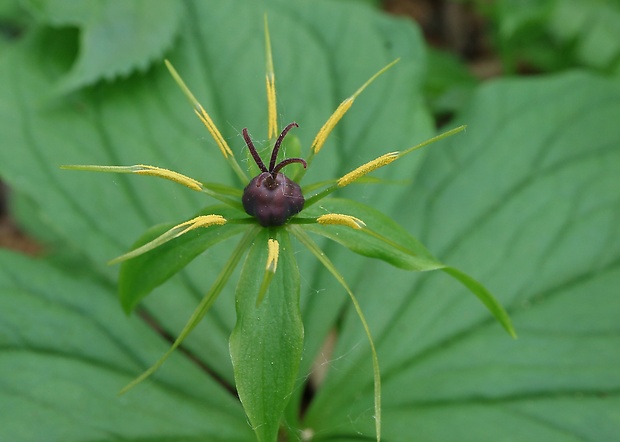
[0,251,253,441]
[1,0,619,440]
[303,72,620,439]
[24,0,184,92]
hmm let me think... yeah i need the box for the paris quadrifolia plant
[63,17,515,442]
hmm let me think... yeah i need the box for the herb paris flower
[63,18,515,442]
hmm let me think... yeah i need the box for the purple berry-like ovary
[241,122,307,227]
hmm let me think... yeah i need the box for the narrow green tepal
[116,205,248,314]
[443,266,517,338]
[229,229,303,441]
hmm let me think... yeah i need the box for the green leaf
[303,197,443,271]
[0,250,254,441]
[26,0,184,92]
[118,205,247,313]
[230,229,303,442]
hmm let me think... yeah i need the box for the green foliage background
[1,0,619,440]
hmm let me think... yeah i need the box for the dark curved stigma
[242,128,268,173]
[242,122,307,179]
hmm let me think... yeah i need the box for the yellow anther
[176,215,227,233]
[310,59,399,156]
[194,106,233,158]
[311,98,353,154]
[317,214,366,230]
[60,164,204,192]
[134,165,203,191]
[266,76,277,140]
[109,215,227,265]
[266,238,279,273]
[337,152,399,188]
[264,15,278,140]
[164,60,234,159]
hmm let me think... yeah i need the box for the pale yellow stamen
[134,165,203,191]
[317,214,366,230]
[311,59,399,155]
[337,152,399,188]
[266,77,277,140]
[165,60,234,159]
[266,238,279,273]
[60,164,203,192]
[256,237,280,305]
[178,214,227,232]
[264,15,277,140]
[311,98,353,154]
[194,106,233,158]
[109,215,226,265]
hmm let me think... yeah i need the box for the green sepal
[301,198,516,338]
[119,226,258,395]
[229,229,303,442]
[118,205,248,313]
[201,181,243,204]
[302,198,443,271]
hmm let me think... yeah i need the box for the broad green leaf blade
[305,72,620,440]
[302,197,442,271]
[26,0,184,92]
[118,205,247,313]
[0,251,253,442]
[230,229,303,442]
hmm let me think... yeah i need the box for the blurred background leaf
[462,0,620,75]
[304,71,620,439]
[23,0,184,92]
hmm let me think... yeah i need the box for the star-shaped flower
[63,17,514,442]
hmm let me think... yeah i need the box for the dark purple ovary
[242,171,304,227]
[240,122,307,227]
